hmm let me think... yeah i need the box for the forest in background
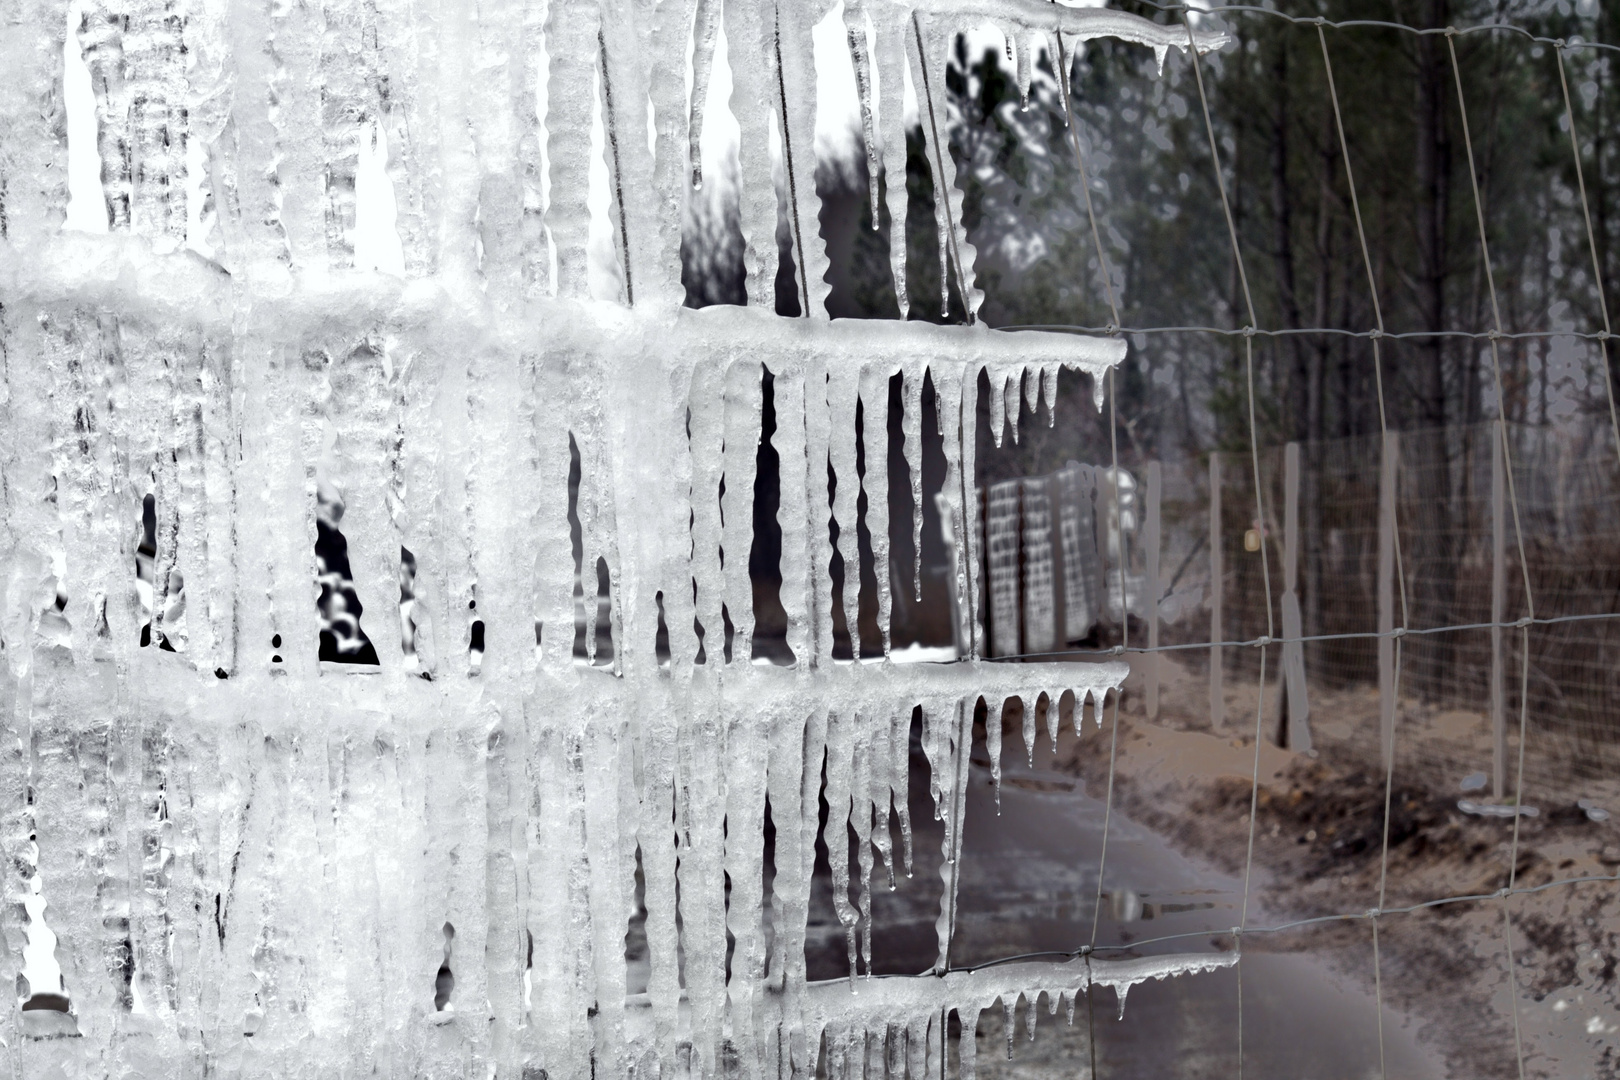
[680,0,1620,682]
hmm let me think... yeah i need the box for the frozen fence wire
[0,0,1246,1077]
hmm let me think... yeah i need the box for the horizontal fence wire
[850,864,1620,984]
[1106,1,1620,55]
[1001,325,1620,342]
[983,609,1620,659]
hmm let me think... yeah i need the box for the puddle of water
[806,720,1445,1078]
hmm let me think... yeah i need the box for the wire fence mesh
[980,420,1620,792]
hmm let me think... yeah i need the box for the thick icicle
[639,707,683,1069]
[906,1014,930,1080]
[677,703,729,1077]
[724,0,781,307]
[960,1006,982,1080]
[0,1,1189,1069]
[1016,28,1035,109]
[723,361,763,663]
[723,712,770,1072]
[767,707,810,1075]
[772,365,813,667]
[690,360,728,665]
[544,0,600,297]
[1023,363,1040,428]
[933,372,967,650]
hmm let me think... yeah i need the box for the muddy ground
[991,654,1620,1079]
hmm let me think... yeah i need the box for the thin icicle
[988,371,1007,449]
[870,707,896,890]
[891,708,914,878]
[844,0,880,223]
[1005,370,1022,445]
[905,17,951,318]
[960,365,984,658]
[828,364,863,662]
[874,2,910,316]
[689,0,722,189]
[1051,31,1071,124]
[985,696,1002,810]
[723,361,762,663]
[1022,693,1036,765]
[1048,690,1060,755]
[822,712,860,985]
[861,364,894,655]
[850,716,876,975]
[902,365,925,601]
[1003,997,1017,1058]
[1043,363,1060,427]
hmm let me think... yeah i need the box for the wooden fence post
[1282,442,1311,751]
[1378,432,1399,773]
[1209,452,1224,730]
[1491,427,1506,799]
[1145,460,1162,719]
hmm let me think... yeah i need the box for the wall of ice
[0,0,1227,1076]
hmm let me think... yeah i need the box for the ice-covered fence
[0,0,1233,1076]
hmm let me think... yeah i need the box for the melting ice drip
[0,0,1230,1076]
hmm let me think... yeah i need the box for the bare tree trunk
[1304,118,1332,652]
[1412,0,1455,696]
[1269,37,1309,442]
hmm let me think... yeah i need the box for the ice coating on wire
[0,0,1237,1075]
